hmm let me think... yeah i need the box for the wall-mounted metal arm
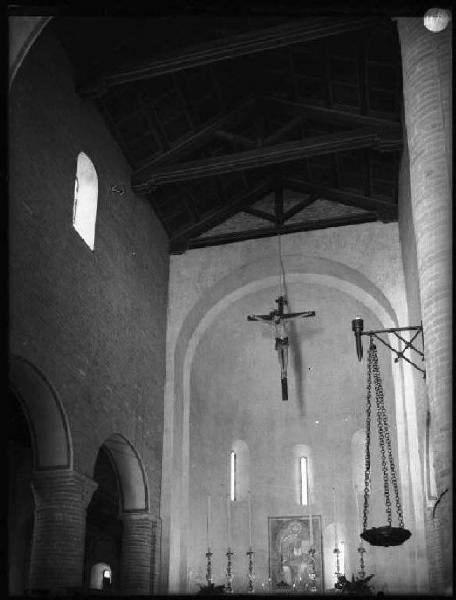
[351,317,426,378]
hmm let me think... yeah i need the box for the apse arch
[165,255,402,590]
[101,433,149,513]
[9,355,72,470]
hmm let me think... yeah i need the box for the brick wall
[9,26,169,590]
[397,18,452,593]
[397,143,442,592]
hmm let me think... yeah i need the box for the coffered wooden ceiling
[53,14,403,254]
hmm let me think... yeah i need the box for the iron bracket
[352,318,426,378]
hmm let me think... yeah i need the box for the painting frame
[268,515,324,592]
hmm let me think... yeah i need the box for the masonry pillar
[151,517,162,593]
[120,512,155,595]
[396,17,452,593]
[29,469,98,593]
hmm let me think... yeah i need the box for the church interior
[8,7,452,597]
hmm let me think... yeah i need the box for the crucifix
[247,295,316,401]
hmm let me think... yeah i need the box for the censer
[360,337,411,547]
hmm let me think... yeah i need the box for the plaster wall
[163,221,426,593]
[188,283,402,593]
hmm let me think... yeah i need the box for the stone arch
[9,355,72,470]
[102,433,149,513]
[163,255,403,590]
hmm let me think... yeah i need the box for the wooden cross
[247,295,316,400]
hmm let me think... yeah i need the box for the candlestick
[332,487,338,547]
[248,491,252,547]
[308,547,317,593]
[207,495,211,548]
[246,547,255,593]
[206,547,213,586]
[225,547,233,593]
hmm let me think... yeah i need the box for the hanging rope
[277,232,286,299]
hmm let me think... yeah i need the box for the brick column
[120,512,155,595]
[396,18,452,593]
[29,469,98,593]
[151,517,162,593]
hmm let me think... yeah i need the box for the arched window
[230,440,249,501]
[89,562,112,590]
[293,445,312,505]
[73,152,98,250]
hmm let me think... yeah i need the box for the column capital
[31,468,98,510]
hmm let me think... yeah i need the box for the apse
[186,280,410,594]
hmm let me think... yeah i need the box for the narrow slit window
[73,152,98,250]
[300,456,309,505]
[230,450,236,501]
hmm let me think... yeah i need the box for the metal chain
[371,342,392,526]
[372,343,405,528]
[362,338,373,531]
[373,346,404,528]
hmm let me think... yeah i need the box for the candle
[248,491,253,547]
[333,487,338,547]
[226,494,231,548]
[207,495,211,548]
[309,490,314,546]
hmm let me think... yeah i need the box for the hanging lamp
[361,338,412,547]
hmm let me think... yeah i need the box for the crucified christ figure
[247,296,316,401]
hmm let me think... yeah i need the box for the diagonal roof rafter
[80,17,379,97]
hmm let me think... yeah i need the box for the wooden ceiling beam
[242,207,277,223]
[282,193,317,220]
[284,177,397,217]
[80,18,377,97]
[133,128,385,191]
[169,182,271,253]
[134,98,254,173]
[180,213,379,252]
[264,95,402,132]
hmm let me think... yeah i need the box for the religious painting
[268,515,323,592]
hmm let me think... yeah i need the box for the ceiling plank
[284,177,397,217]
[132,128,385,191]
[274,184,284,226]
[180,213,379,252]
[264,115,306,145]
[214,129,256,149]
[133,98,254,173]
[80,18,378,97]
[169,182,271,252]
[264,95,401,131]
[357,32,369,115]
